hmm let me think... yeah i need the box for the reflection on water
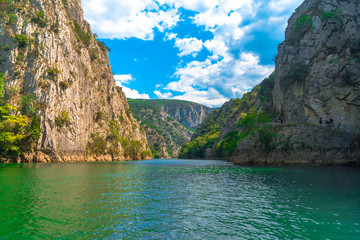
[0,160,359,239]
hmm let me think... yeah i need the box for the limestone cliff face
[273,0,360,132]
[0,0,150,162]
[143,99,213,131]
[128,99,202,158]
[179,0,360,165]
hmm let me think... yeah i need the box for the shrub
[14,34,30,48]
[59,81,69,89]
[73,22,90,46]
[94,111,104,122]
[31,11,47,27]
[20,94,36,116]
[87,132,107,156]
[0,43,11,50]
[108,120,121,141]
[97,40,111,52]
[89,49,97,61]
[47,66,61,77]
[55,111,71,127]
[258,128,278,153]
[8,12,16,23]
[321,8,342,22]
[295,15,314,30]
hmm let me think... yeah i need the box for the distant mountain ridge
[128,99,213,158]
[133,99,213,131]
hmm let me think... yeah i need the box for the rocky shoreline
[0,151,152,163]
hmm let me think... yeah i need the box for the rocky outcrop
[128,99,201,158]
[231,124,360,166]
[179,0,360,166]
[0,0,151,162]
[273,0,360,132]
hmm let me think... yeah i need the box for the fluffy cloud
[114,74,134,84]
[114,76,149,99]
[83,0,180,39]
[174,37,203,57]
[165,53,273,107]
[154,91,173,99]
[268,0,303,14]
[83,0,302,106]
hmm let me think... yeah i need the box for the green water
[0,159,359,239]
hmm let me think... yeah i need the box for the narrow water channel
[0,159,359,239]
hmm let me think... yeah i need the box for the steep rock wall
[273,0,360,132]
[0,0,150,162]
[128,99,195,158]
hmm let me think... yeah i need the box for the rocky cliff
[0,0,151,162]
[180,0,360,166]
[138,99,213,131]
[273,0,360,131]
[128,99,211,158]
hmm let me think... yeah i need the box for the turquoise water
[0,159,359,239]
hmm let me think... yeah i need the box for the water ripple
[0,161,359,239]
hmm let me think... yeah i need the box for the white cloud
[173,88,228,107]
[83,0,180,39]
[114,74,134,84]
[269,0,303,14]
[115,81,150,99]
[164,52,273,107]
[174,37,203,57]
[154,90,173,99]
[83,0,302,106]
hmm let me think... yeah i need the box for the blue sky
[82,0,303,107]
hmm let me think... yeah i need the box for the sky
[82,0,304,107]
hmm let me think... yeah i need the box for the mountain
[128,99,213,158]
[180,0,360,166]
[0,0,151,162]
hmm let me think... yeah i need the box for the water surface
[0,159,359,239]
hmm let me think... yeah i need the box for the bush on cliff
[0,73,41,157]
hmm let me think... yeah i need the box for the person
[319,117,323,125]
[329,118,334,126]
[325,118,330,127]
[306,115,309,124]
[282,116,286,124]
[277,115,282,124]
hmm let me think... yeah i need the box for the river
[0,159,359,239]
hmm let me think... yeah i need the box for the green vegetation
[321,8,342,22]
[47,66,61,77]
[0,43,11,50]
[31,11,47,27]
[89,49,98,61]
[97,41,111,52]
[0,72,41,157]
[328,57,340,64]
[60,81,70,89]
[179,72,279,159]
[20,94,36,116]
[258,128,278,153]
[94,111,104,122]
[85,119,152,159]
[128,99,196,158]
[0,0,14,18]
[89,132,107,156]
[73,22,91,46]
[295,15,314,30]
[180,131,219,158]
[258,73,275,103]
[55,111,71,128]
[14,34,30,48]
